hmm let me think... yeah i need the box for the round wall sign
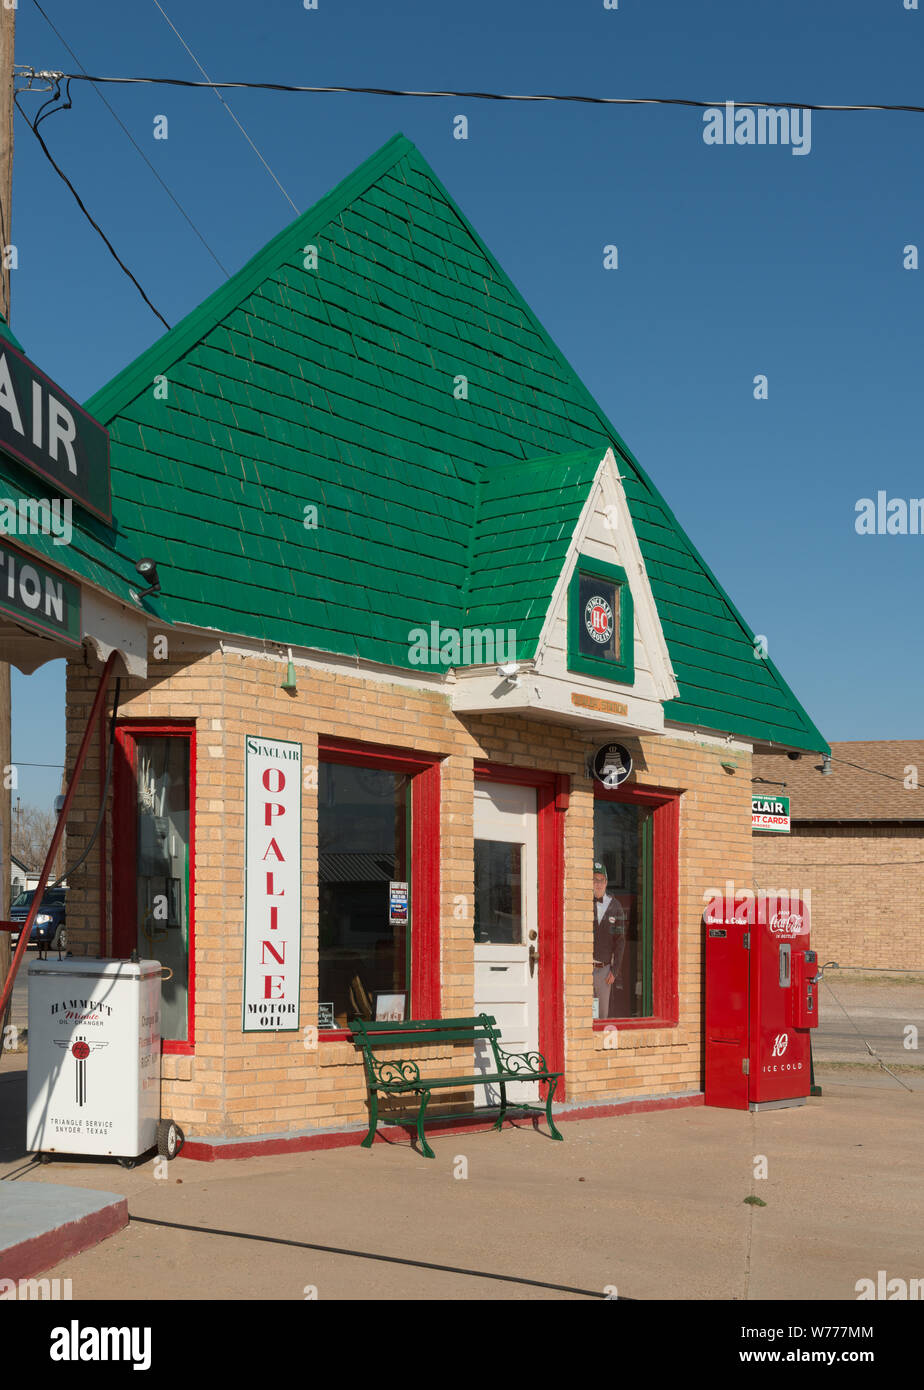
[584,594,614,645]
[592,742,633,788]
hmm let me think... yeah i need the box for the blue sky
[9,0,924,809]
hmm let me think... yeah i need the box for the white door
[473,781,539,1106]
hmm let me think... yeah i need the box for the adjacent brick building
[6,136,828,1154]
[753,742,924,972]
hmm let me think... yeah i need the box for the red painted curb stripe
[180,1092,703,1162]
[0,1198,128,1282]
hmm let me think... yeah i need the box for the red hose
[0,651,118,1027]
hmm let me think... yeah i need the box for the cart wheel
[156,1118,183,1160]
[117,1156,137,1169]
[38,1152,53,1165]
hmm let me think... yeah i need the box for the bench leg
[415,1088,435,1159]
[544,1077,564,1142]
[360,1089,379,1149]
[493,1081,508,1131]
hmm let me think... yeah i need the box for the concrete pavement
[0,1051,920,1301]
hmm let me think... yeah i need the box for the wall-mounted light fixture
[281,647,297,692]
[135,557,161,598]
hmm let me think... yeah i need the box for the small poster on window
[375,993,407,1022]
[318,1002,336,1030]
[389,880,408,925]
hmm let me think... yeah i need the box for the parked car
[9,887,67,950]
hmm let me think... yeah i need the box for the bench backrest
[350,1015,504,1082]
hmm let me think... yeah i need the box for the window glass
[592,799,652,1020]
[473,839,523,944]
[133,736,191,1041]
[318,762,409,1028]
[578,573,621,661]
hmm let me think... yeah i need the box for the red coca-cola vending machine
[704,892,818,1110]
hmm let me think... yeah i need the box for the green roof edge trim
[0,313,24,352]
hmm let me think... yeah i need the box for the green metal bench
[350,1013,564,1159]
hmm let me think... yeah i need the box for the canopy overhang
[1,579,149,677]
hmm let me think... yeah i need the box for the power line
[18,73,924,115]
[29,0,230,276]
[14,87,171,329]
[759,751,921,789]
[149,2,299,214]
[827,752,921,787]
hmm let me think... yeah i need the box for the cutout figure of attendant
[592,860,627,1019]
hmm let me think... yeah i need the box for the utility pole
[0,1,15,1039]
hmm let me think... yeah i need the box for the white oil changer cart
[26,956,183,1167]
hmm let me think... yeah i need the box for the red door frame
[112,720,197,1056]
[592,781,681,1031]
[318,735,442,1039]
[473,762,569,1099]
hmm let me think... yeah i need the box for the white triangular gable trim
[533,448,679,703]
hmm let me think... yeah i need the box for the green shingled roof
[3,133,825,752]
[464,448,605,658]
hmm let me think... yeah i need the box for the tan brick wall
[754,824,924,971]
[65,644,755,1138]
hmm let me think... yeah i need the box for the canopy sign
[0,339,111,523]
[751,794,790,833]
[0,537,81,646]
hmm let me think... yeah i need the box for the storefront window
[592,798,653,1020]
[115,730,193,1044]
[318,761,410,1029]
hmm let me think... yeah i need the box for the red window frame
[473,762,568,1096]
[592,782,680,1032]
[112,720,197,1056]
[318,735,441,1041]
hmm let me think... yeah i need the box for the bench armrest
[369,1056,421,1087]
[495,1047,550,1076]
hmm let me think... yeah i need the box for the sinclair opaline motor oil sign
[243,736,302,1032]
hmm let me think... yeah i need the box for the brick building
[753,742,924,972]
[4,136,827,1155]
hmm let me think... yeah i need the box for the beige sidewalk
[1,1053,920,1301]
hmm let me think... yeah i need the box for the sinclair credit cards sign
[243,736,302,1032]
[752,794,791,833]
[0,337,111,523]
